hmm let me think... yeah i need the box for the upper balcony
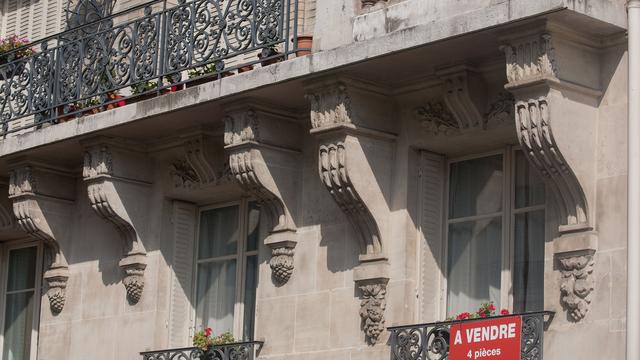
[0,0,306,138]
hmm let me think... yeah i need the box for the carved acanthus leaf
[415,101,460,136]
[358,280,388,345]
[306,83,352,129]
[501,33,558,84]
[559,253,594,321]
[485,91,515,127]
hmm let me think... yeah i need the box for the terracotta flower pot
[238,65,254,73]
[258,48,283,67]
[295,36,313,57]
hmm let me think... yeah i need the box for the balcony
[0,0,303,137]
[140,341,263,360]
[388,311,554,360]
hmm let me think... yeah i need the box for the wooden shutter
[1,0,63,40]
[169,201,197,348]
[418,151,446,322]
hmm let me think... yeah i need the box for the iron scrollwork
[0,0,295,137]
[140,341,263,360]
[389,311,553,360]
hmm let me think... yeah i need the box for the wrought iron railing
[0,0,301,137]
[140,341,264,360]
[388,311,554,360]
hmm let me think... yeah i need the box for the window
[0,242,42,360]
[445,149,545,316]
[194,201,260,341]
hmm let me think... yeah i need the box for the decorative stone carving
[306,78,395,345]
[83,142,150,304]
[8,164,74,314]
[223,101,301,284]
[170,135,221,189]
[358,279,388,345]
[558,253,595,321]
[436,66,487,130]
[269,247,295,284]
[0,203,14,231]
[502,28,601,321]
[415,101,460,136]
[501,33,558,85]
[485,91,515,127]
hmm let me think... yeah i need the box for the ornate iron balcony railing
[0,0,301,137]
[388,311,554,360]
[140,341,264,360]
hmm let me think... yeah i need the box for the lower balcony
[388,311,554,360]
[140,341,263,360]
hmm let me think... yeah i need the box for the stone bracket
[223,101,302,284]
[436,65,487,130]
[82,141,151,304]
[501,27,602,321]
[306,77,396,344]
[8,164,75,314]
[170,133,227,189]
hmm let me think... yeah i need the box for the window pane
[3,292,35,360]
[243,255,258,340]
[513,210,545,312]
[195,260,237,334]
[6,247,37,292]
[449,155,503,219]
[447,217,502,315]
[514,151,545,209]
[246,202,261,252]
[198,206,239,259]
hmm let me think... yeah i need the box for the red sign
[449,316,521,360]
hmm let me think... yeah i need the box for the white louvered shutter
[169,201,197,348]
[418,151,446,322]
[1,0,64,40]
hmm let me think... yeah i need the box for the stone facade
[0,1,630,360]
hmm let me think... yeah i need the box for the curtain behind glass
[3,247,37,360]
[195,260,237,334]
[447,155,503,315]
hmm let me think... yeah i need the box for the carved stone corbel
[501,25,601,321]
[223,101,301,284]
[436,65,487,130]
[8,164,75,314]
[305,77,395,344]
[82,140,152,304]
[170,134,229,189]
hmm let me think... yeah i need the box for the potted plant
[193,328,238,357]
[257,47,283,67]
[186,62,233,88]
[0,35,35,80]
[238,64,254,73]
[295,36,313,57]
[161,73,184,93]
[130,80,158,102]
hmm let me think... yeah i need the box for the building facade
[0,0,633,359]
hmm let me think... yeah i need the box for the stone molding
[170,134,231,189]
[82,141,151,304]
[502,27,601,321]
[306,77,395,344]
[8,164,74,314]
[223,101,301,285]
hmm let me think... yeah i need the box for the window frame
[0,239,44,360]
[191,199,259,340]
[439,146,546,318]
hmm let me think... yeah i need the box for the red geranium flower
[488,303,496,312]
[456,312,471,320]
[204,327,213,337]
[500,309,510,315]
